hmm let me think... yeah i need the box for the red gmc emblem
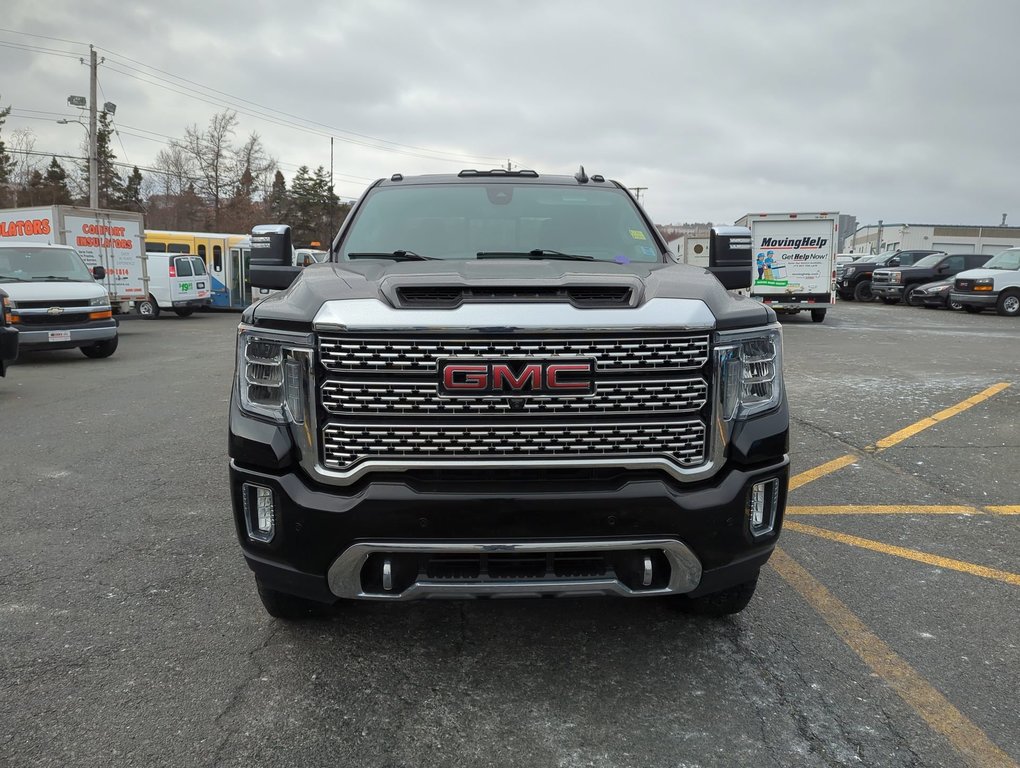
[439,359,595,396]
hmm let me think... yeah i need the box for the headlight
[715,326,783,420]
[89,295,109,306]
[974,278,994,291]
[236,328,313,423]
[933,285,950,294]
[844,267,856,276]
[889,271,901,283]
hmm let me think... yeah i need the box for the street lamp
[58,97,116,209]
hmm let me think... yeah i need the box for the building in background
[849,223,1018,255]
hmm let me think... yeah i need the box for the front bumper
[231,454,790,604]
[950,291,997,307]
[172,298,212,309]
[17,319,118,351]
[871,284,904,299]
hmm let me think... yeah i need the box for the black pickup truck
[837,250,943,302]
[229,168,790,620]
[872,252,991,305]
[0,289,18,377]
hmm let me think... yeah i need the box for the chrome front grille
[315,332,714,479]
[319,334,710,372]
[321,378,708,415]
[322,421,706,468]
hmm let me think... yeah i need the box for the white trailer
[0,206,147,312]
[735,212,838,323]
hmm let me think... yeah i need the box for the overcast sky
[2,0,1018,228]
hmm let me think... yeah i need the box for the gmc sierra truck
[230,168,789,619]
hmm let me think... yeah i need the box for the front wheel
[671,572,759,616]
[996,291,1020,317]
[947,296,963,310]
[853,280,874,302]
[904,286,924,306]
[810,308,826,323]
[174,308,195,318]
[136,297,160,318]
[80,336,119,359]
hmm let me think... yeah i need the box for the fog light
[242,483,276,542]
[749,479,779,536]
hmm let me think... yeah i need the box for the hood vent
[395,285,634,309]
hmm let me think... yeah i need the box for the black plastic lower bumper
[230,456,790,604]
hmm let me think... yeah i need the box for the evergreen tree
[114,166,144,212]
[0,104,15,206]
[79,111,124,208]
[266,169,289,222]
[42,157,73,205]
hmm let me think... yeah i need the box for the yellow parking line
[785,521,1020,587]
[788,454,857,491]
[771,549,1019,768]
[987,506,1020,515]
[872,382,1012,451]
[788,505,981,515]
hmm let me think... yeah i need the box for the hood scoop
[394,284,635,309]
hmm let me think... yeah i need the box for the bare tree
[181,110,239,229]
[232,131,276,201]
[8,127,40,206]
[153,142,198,198]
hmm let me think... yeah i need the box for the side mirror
[889,257,900,266]
[250,225,300,290]
[708,226,753,290]
[92,265,106,280]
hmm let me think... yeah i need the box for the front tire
[853,280,874,302]
[256,579,328,620]
[904,286,924,306]
[672,572,759,616]
[136,297,160,318]
[174,308,195,318]
[810,308,826,323]
[80,336,118,359]
[996,291,1020,317]
[947,296,963,310]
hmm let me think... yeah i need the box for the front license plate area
[48,330,71,343]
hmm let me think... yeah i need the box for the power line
[0,40,81,60]
[0,27,88,49]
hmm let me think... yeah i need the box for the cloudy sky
[2,0,1018,228]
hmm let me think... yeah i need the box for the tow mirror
[708,226,753,290]
[92,265,106,280]
[250,225,300,290]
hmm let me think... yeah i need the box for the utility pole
[629,187,647,205]
[88,45,99,209]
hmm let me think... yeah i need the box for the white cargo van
[0,242,118,358]
[135,253,212,318]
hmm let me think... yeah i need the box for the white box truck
[0,206,147,312]
[735,212,838,323]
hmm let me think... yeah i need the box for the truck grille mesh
[316,332,712,473]
[322,378,708,415]
[319,334,710,372]
[322,421,706,468]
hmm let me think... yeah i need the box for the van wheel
[853,280,874,302]
[80,336,119,359]
[671,572,759,616]
[256,579,328,620]
[996,291,1020,317]
[136,297,160,318]
[810,308,826,323]
[174,308,195,318]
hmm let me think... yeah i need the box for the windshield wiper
[347,250,436,262]
[32,275,79,281]
[475,249,596,261]
[0,274,28,282]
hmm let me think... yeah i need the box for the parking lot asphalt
[0,302,1017,768]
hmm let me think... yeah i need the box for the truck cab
[0,243,118,358]
[872,252,990,305]
[0,289,17,377]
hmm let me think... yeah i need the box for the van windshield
[0,246,95,282]
[980,249,1020,270]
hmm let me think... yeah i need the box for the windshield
[0,246,95,282]
[910,254,944,268]
[981,249,1020,270]
[340,183,661,263]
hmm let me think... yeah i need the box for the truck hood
[247,259,773,331]
[1,280,107,303]
[953,268,1016,281]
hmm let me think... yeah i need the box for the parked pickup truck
[872,252,990,305]
[950,248,1020,316]
[837,250,942,302]
[0,289,17,377]
[229,168,790,620]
